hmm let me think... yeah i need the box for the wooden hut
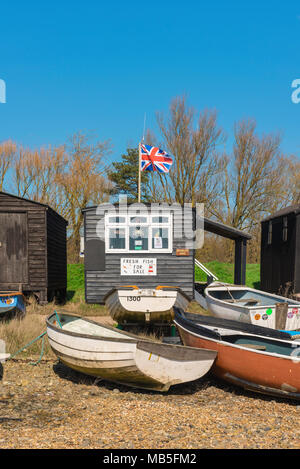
[0,191,68,303]
[261,205,300,295]
[83,202,251,304]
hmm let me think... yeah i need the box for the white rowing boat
[104,285,190,325]
[46,312,217,392]
[204,282,300,330]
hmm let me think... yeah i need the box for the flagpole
[138,141,141,203]
[138,113,146,203]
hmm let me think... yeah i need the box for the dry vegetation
[0,298,205,360]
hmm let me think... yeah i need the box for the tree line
[1,96,299,263]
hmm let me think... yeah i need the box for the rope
[7,331,47,364]
[29,334,45,366]
[54,310,62,328]
[209,281,236,302]
[5,312,62,366]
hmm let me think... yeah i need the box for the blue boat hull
[0,294,26,318]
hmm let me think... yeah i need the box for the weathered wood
[0,212,28,283]
[275,302,288,330]
[0,192,67,303]
[234,238,247,285]
[83,206,195,304]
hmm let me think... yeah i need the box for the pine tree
[108,147,150,202]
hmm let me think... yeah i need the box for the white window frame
[105,212,173,253]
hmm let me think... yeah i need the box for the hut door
[0,212,28,284]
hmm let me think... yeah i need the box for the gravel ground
[0,359,300,449]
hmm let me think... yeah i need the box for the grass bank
[195,261,260,289]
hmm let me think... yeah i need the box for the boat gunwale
[46,312,215,359]
[0,292,24,299]
[174,313,300,361]
[103,286,191,303]
[173,308,292,340]
[204,283,300,309]
[46,312,142,344]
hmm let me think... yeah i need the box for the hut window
[129,226,149,251]
[108,216,126,224]
[108,228,126,250]
[105,212,172,253]
[152,216,169,224]
[283,217,288,242]
[152,227,169,250]
[130,216,148,224]
[267,221,272,245]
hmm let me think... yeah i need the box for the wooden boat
[204,282,300,331]
[0,292,25,318]
[46,312,217,392]
[173,308,300,400]
[103,285,190,325]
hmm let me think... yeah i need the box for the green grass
[67,263,85,301]
[195,261,260,289]
[66,263,105,313]
[67,262,261,304]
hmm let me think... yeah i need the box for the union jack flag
[140,143,173,173]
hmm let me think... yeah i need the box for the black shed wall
[261,213,297,294]
[0,192,67,302]
[84,205,195,304]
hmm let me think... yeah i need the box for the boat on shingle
[204,282,300,331]
[0,292,25,318]
[46,312,217,392]
[173,308,300,400]
[104,285,190,325]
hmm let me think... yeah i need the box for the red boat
[173,308,300,400]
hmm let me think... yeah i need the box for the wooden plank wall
[260,215,296,294]
[0,193,47,295]
[46,209,67,291]
[84,206,195,304]
[0,193,67,301]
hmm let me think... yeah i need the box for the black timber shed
[0,191,68,303]
[261,204,300,295]
[83,203,251,304]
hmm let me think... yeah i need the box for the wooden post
[234,238,247,285]
[138,142,141,203]
[275,302,288,330]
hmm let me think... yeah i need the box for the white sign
[153,236,163,249]
[121,258,157,276]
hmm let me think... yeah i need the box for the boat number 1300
[127,296,141,302]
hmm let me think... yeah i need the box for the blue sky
[1,0,300,161]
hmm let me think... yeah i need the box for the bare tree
[212,119,284,231]
[12,132,112,262]
[154,96,225,207]
[14,145,66,210]
[280,155,300,206]
[0,140,17,190]
[56,132,112,262]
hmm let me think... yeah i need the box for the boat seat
[225,298,261,305]
[238,343,266,351]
